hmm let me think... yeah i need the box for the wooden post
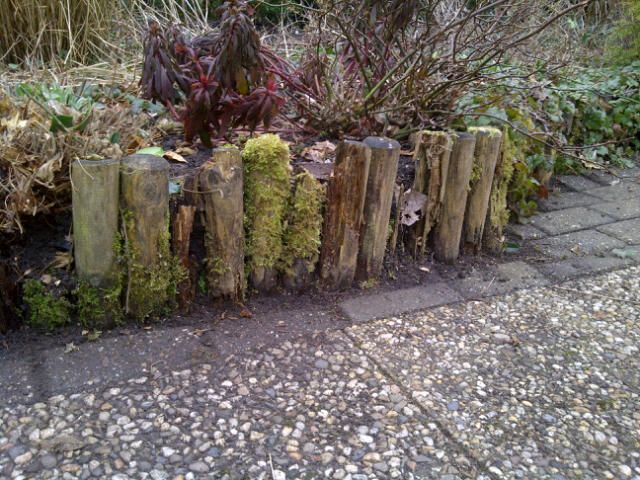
[484,127,515,253]
[356,136,400,282]
[433,132,476,264]
[281,170,325,291]
[72,158,120,287]
[198,148,245,300]
[408,131,453,257]
[172,205,196,309]
[120,154,171,319]
[463,127,503,253]
[319,140,371,290]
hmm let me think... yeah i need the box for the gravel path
[2,266,640,479]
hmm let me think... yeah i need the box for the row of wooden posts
[71,127,504,319]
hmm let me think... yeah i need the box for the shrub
[606,0,640,65]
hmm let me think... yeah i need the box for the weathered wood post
[281,170,325,290]
[483,127,515,253]
[72,158,122,327]
[463,127,503,253]
[172,204,196,309]
[198,147,245,300]
[320,140,371,290]
[356,136,400,282]
[408,131,453,257]
[120,154,172,319]
[433,132,477,263]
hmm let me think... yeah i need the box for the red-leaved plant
[140,0,292,146]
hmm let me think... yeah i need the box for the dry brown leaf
[164,151,188,163]
[175,146,197,156]
[401,189,427,226]
[301,140,336,163]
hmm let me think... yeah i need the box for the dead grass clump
[0,0,119,65]
[0,88,152,235]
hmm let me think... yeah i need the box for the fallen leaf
[64,342,79,354]
[240,308,253,318]
[136,146,164,156]
[164,151,188,163]
[87,330,102,342]
[400,189,427,226]
[301,141,336,163]
[400,149,415,156]
[612,248,636,259]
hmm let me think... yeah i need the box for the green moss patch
[242,134,291,278]
[22,280,71,331]
[280,171,325,276]
[76,281,123,329]
[122,211,185,320]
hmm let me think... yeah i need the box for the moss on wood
[242,134,291,285]
[280,171,325,276]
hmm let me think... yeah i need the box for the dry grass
[0,0,124,66]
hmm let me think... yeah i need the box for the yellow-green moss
[75,281,123,329]
[22,280,71,331]
[280,171,325,276]
[242,134,291,276]
[468,127,502,186]
[122,211,185,320]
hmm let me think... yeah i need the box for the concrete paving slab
[535,254,633,280]
[583,170,621,186]
[340,283,462,322]
[537,191,599,211]
[529,207,615,235]
[554,175,601,192]
[0,330,477,480]
[529,229,626,259]
[505,223,546,240]
[588,182,640,202]
[590,200,640,220]
[455,261,548,299]
[598,218,640,245]
[348,270,640,479]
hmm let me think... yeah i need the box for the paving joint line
[340,328,499,480]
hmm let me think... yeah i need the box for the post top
[122,154,169,172]
[363,136,401,151]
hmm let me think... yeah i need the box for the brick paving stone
[554,175,601,192]
[505,223,547,240]
[588,182,640,202]
[455,261,548,299]
[537,191,599,211]
[529,229,626,259]
[589,200,640,220]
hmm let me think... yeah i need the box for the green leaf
[50,115,74,132]
[135,146,164,156]
[504,241,521,253]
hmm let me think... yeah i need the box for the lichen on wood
[242,134,291,291]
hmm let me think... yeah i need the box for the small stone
[447,401,459,412]
[162,447,175,457]
[15,451,33,465]
[315,359,329,369]
[619,465,632,477]
[189,461,209,473]
[40,454,57,469]
[272,470,286,480]
[358,434,374,444]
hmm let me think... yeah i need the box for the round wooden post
[408,131,453,257]
[433,132,477,264]
[198,148,245,300]
[120,154,171,319]
[356,136,400,282]
[484,127,515,253]
[72,158,120,287]
[319,140,371,290]
[463,127,503,253]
